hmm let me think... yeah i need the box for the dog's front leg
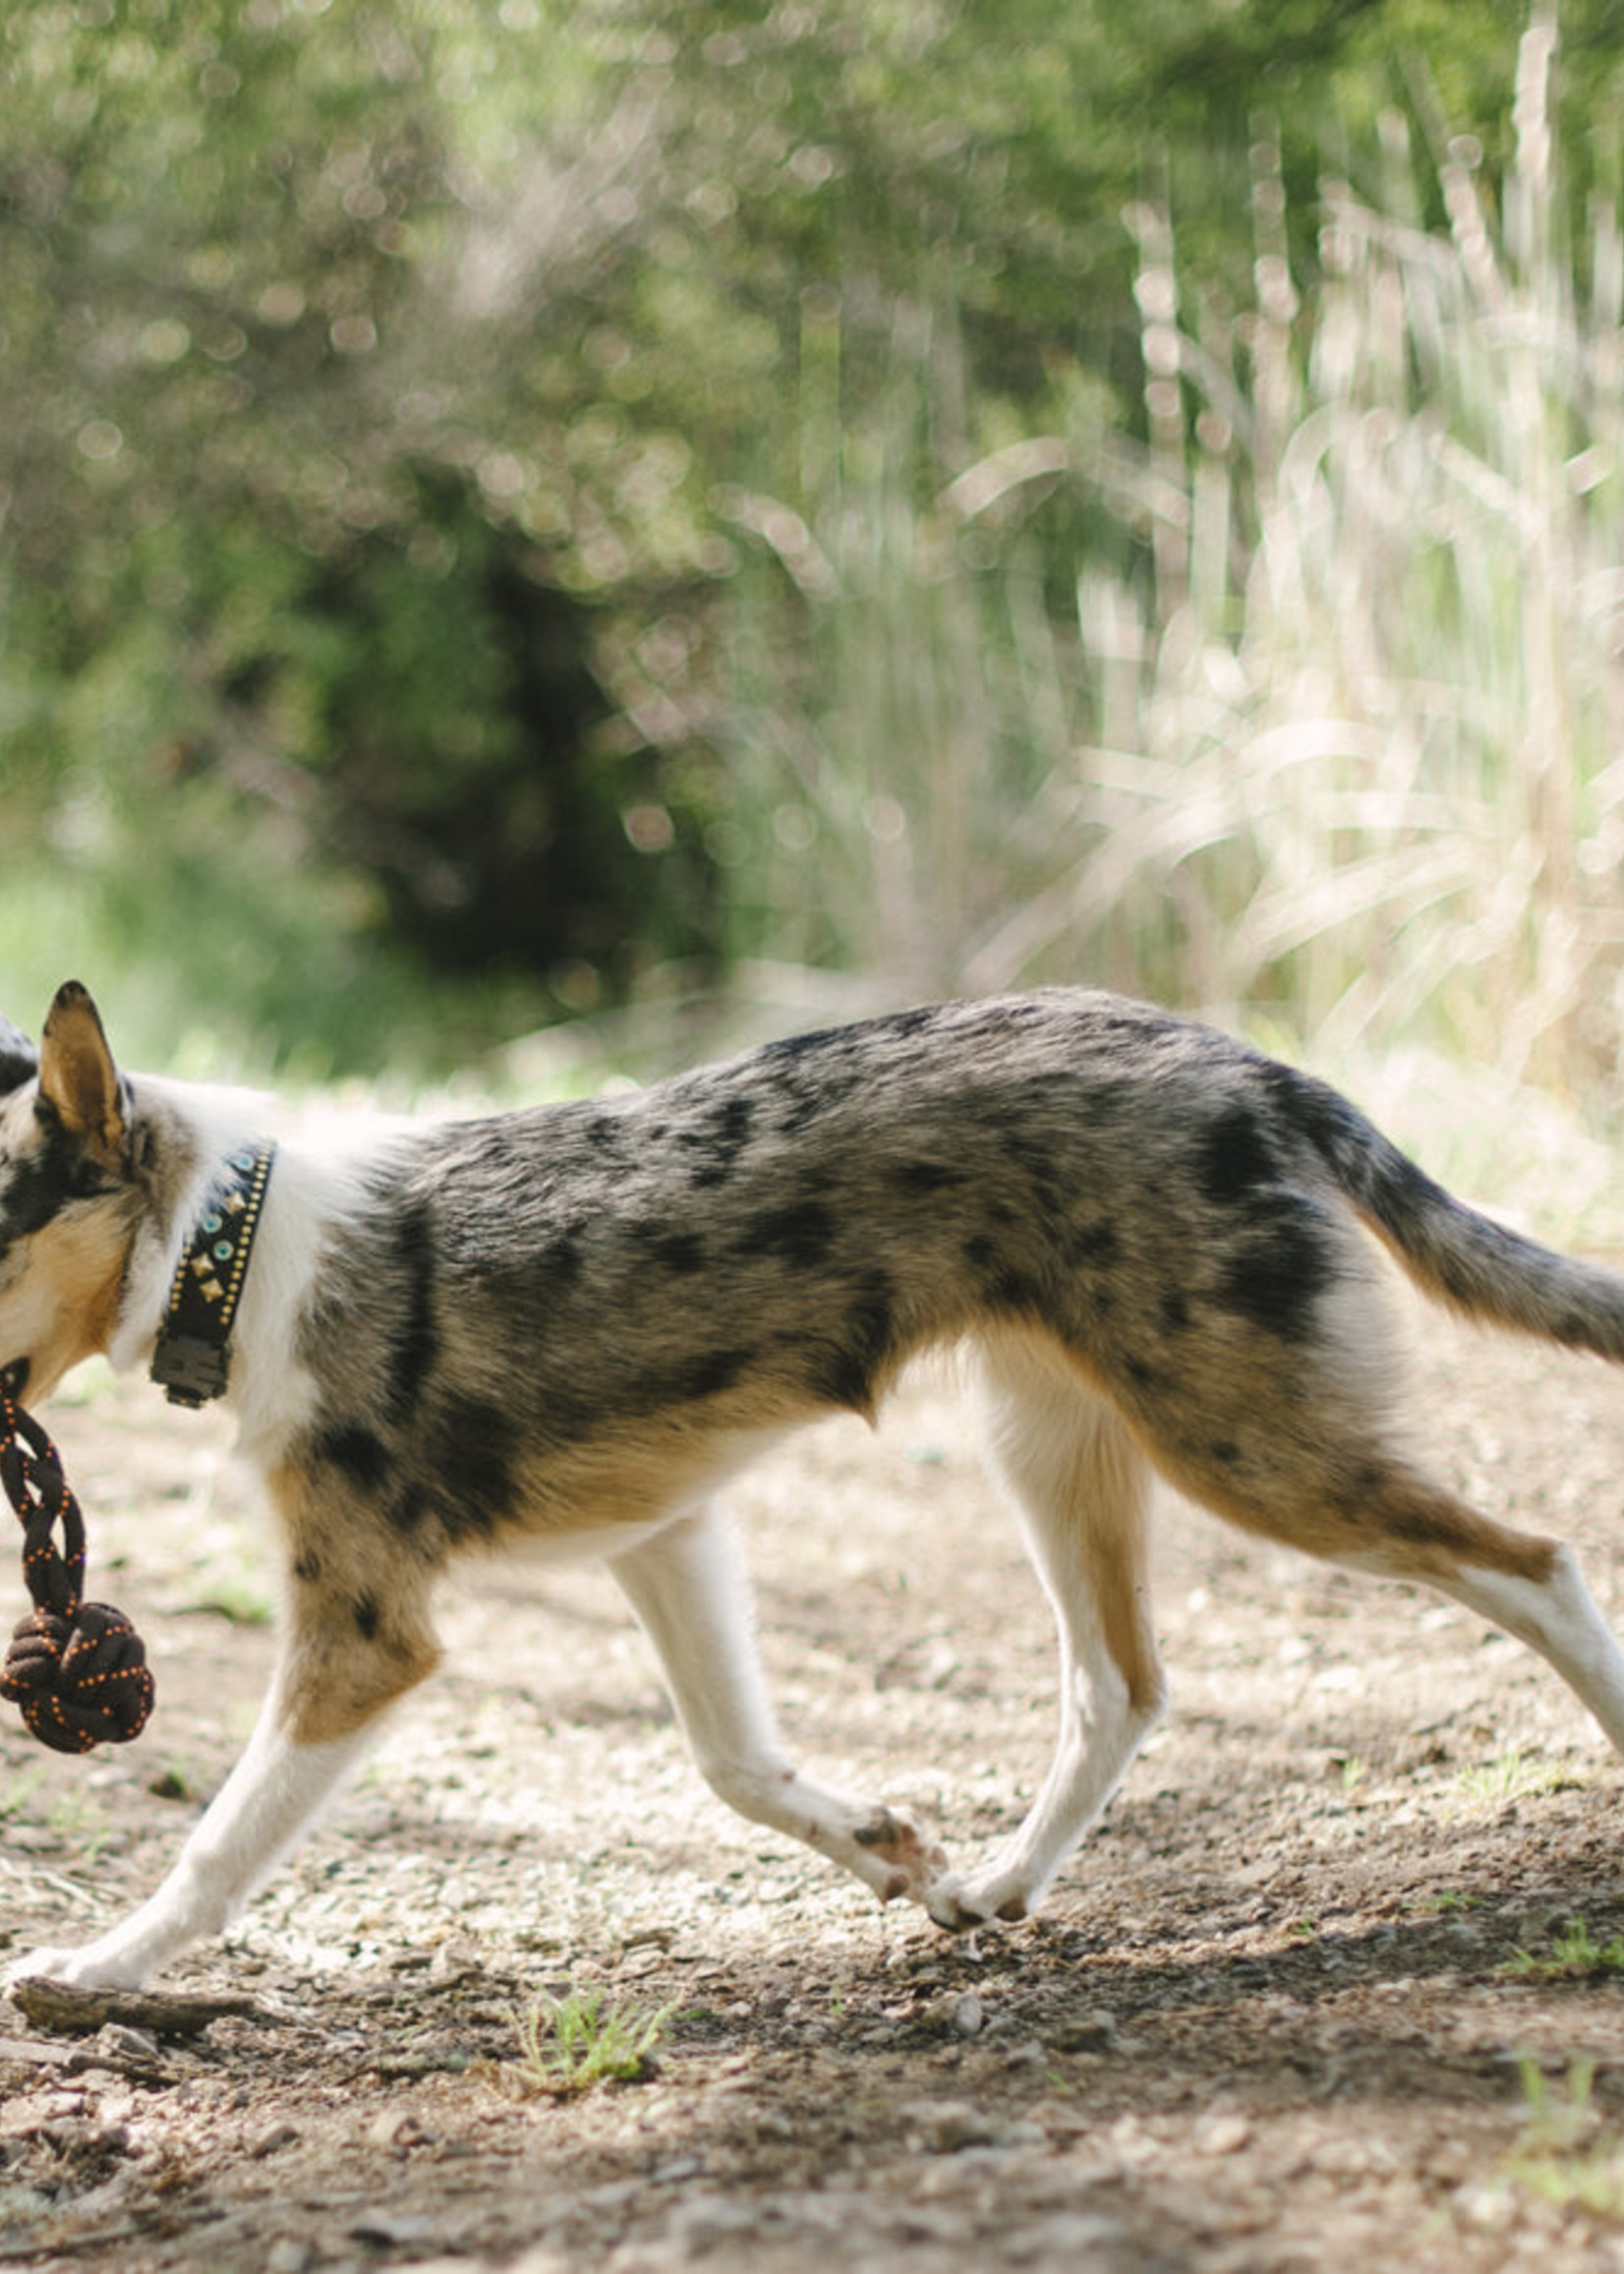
[609,1506,949,1908]
[6,1694,377,1991]
[7,1587,437,1992]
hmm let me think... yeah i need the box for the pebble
[579,2179,644,2213]
[901,2099,1000,2153]
[96,2023,163,2065]
[1193,2112,1252,2157]
[667,2195,768,2248]
[348,2208,438,2246]
[1107,2113,1159,2165]
[368,2109,433,2152]
[1453,2178,1515,2234]
[952,1993,986,2037]
[428,1941,484,1986]
[1314,2133,1398,2178]
[1051,2009,1118,2053]
[0,2093,79,2138]
[1006,2213,1133,2260]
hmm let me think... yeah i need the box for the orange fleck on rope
[0,1387,153,1755]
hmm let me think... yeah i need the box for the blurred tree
[0,0,1616,1066]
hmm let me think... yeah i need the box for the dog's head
[0,982,142,1403]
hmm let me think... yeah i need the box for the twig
[7,1976,269,2038]
[0,2024,176,2085]
[0,2030,70,2067]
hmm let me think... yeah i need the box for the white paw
[6,1942,146,1992]
[924,1868,1036,1933]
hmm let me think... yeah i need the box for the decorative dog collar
[149,1141,277,1409]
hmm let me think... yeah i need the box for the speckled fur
[6,978,1624,1985]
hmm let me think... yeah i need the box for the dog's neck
[106,1077,282,1409]
[107,1075,379,1460]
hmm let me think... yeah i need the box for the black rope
[0,1386,154,1754]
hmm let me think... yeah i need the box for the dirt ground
[7,1307,1624,2271]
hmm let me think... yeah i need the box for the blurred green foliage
[1,0,1620,1074]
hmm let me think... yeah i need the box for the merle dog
[2,979,1623,1988]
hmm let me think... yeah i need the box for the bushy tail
[1282,1066,1624,1365]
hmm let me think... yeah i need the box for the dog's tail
[1282,1064,1624,1364]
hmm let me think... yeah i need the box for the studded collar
[148,1141,278,1409]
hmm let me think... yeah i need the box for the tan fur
[38,986,127,1165]
[1147,1404,1562,1590]
[265,1460,443,1744]
[1092,1522,1163,1716]
[981,1330,1165,1716]
[1329,1469,1562,1589]
[12,1212,132,1403]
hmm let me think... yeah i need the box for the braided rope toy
[0,1386,154,1755]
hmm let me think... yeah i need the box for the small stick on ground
[8,1975,268,2038]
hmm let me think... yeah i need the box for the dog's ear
[38,982,129,1163]
[0,1015,36,1098]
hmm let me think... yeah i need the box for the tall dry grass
[1010,15,1624,1097]
[722,13,1624,1115]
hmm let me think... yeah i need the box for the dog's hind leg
[609,1505,949,1906]
[1139,1308,1624,1770]
[1208,1450,1624,1762]
[1421,1545,1624,1757]
[7,1564,439,1991]
[926,1329,1167,1932]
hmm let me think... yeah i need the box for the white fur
[609,1505,947,1903]
[108,1078,377,1464]
[104,1077,273,1373]
[926,1333,1167,1927]
[1429,1548,1624,1756]
[8,1690,377,1990]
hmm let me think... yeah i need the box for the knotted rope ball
[0,1390,153,1755]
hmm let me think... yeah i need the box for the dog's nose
[0,1358,29,1400]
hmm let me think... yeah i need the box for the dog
[4,977,1624,1991]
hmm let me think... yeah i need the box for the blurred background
[2,0,1622,1146]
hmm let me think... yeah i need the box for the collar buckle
[149,1333,232,1410]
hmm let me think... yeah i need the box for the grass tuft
[1453,1751,1578,1811]
[1501,2058,1624,2222]
[503,1986,673,2095]
[1502,1918,1624,1982]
